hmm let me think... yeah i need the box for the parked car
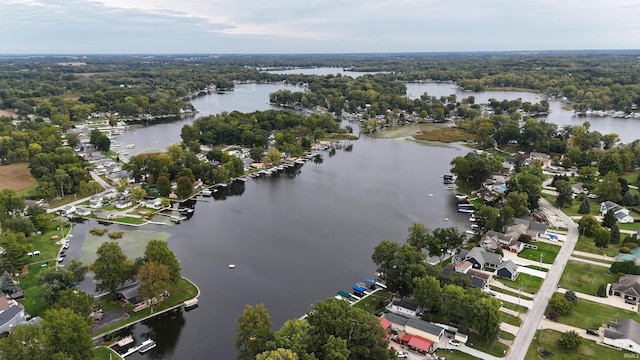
[625,298,637,305]
[586,329,599,336]
[59,250,66,257]
[397,351,408,358]
[63,242,70,249]
[488,291,497,297]
[449,339,461,347]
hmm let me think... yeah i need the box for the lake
[86,70,640,358]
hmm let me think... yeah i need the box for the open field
[0,162,36,191]
[0,109,18,119]
[373,123,473,143]
[559,260,617,296]
[525,329,633,360]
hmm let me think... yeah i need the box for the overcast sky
[1,0,639,54]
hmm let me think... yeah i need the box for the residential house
[496,260,519,280]
[571,182,587,195]
[387,298,421,318]
[601,201,635,224]
[0,302,27,334]
[116,284,140,303]
[381,313,442,354]
[115,200,133,209]
[511,218,548,238]
[604,319,640,354]
[93,210,114,220]
[145,198,162,209]
[442,263,490,289]
[405,318,444,347]
[379,317,392,340]
[611,275,640,302]
[454,260,473,274]
[75,207,92,216]
[56,205,76,216]
[527,152,551,167]
[480,231,513,252]
[89,195,103,208]
[23,199,48,210]
[103,190,118,199]
[456,247,503,270]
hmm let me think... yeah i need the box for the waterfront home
[496,260,519,281]
[600,201,635,223]
[89,195,103,208]
[103,189,118,199]
[117,284,141,303]
[115,200,133,209]
[442,263,490,289]
[604,319,640,354]
[381,313,443,354]
[56,205,76,216]
[455,247,502,271]
[610,275,640,302]
[93,210,115,220]
[75,207,92,216]
[145,198,162,209]
[387,298,421,318]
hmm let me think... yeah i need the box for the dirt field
[0,163,36,191]
[0,109,18,119]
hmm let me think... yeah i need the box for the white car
[397,351,408,358]
[449,339,461,347]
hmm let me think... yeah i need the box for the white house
[600,201,635,223]
[145,199,162,209]
[115,200,133,209]
[604,319,640,354]
[56,205,76,216]
[387,298,421,317]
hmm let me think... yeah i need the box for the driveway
[517,266,547,279]
[507,198,579,360]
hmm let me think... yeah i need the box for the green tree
[322,335,350,360]
[176,176,193,199]
[594,227,611,249]
[306,299,395,360]
[156,175,172,197]
[597,284,607,297]
[452,153,501,189]
[257,348,299,360]
[578,215,599,237]
[558,330,581,351]
[372,242,426,296]
[0,322,49,360]
[67,259,88,283]
[507,170,542,211]
[555,180,573,208]
[52,288,94,319]
[432,227,466,254]
[564,290,578,304]
[137,262,171,313]
[473,297,502,340]
[603,209,617,228]
[267,148,282,166]
[577,166,598,190]
[91,242,131,298]
[597,171,622,203]
[413,276,442,312]
[131,186,147,202]
[578,197,591,214]
[0,232,29,274]
[144,240,181,283]
[266,320,315,360]
[475,205,502,232]
[610,223,621,244]
[548,295,574,315]
[235,304,274,360]
[41,308,93,360]
[37,267,75,304]
[504,191,530,217]
[406,223,430,251]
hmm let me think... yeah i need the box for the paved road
[507,198,579,360]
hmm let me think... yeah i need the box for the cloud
[1,0,639,53]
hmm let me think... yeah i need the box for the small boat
[228,264,236,269]
[201,189,212,196]
[183,298,199,311]
[116,335,134,347]
[138,339,156,354]
[126,144,135,149]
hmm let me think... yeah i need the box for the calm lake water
[82,70,640,359]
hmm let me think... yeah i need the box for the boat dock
[119,339,156,357]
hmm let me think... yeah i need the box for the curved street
[506,198,579,360]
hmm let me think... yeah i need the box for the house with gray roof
[0,303,27,334]
[601,201,635,223]
[457,247,502,270]
[604,319,640,354]
[611,275,640,302]
[388,298,421,317]
[496,260,519,280]
[442,264,488,289]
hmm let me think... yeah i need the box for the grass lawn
[517,243,561,264]
[499,330,516,341]
[434,348,481,360]
[617,222,640,231]
[551,294,640,329]
[351,290,390,315]
[497,273,543,294]
[559,260,617,296]
[620,170,640,185]
[500,312,522,327]
[79,230,170,266]
[524,265,548,272]
[570,254,615,264]
[93,346,122,360]
[466,332,509,358]
[28,221,71,261]
[489,285,534,301]
[525,329,633,360]
[501,302,529,314]
[92,277,198,337]
[16,260,57,317]
[574,236,620,257]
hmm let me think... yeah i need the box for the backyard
[573,235,620,257]
[351,289,390,315]
[518,243,561,264]
[496,273,544,294]
[551,294,640,329]
[558,260,617,296]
